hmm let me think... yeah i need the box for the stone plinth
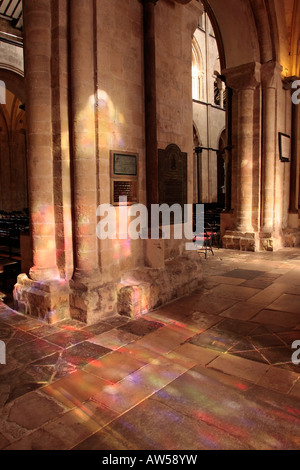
[222,231,258,252]
[259,231,283,252]
[13,275,70,324]
[69,279,117,326]
[117,283,151,318]
[117,253,202,318]
[282,228,300,248]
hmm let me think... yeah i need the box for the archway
[192,6,226,209]
[0,70,28,306]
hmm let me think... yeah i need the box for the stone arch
[193,122,202,147]
[0,69,27,213]
[0,68,25,104]
[201,0,281,69]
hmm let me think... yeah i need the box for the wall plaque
[158,144,187,205]
[158,144,187,223]
[279,132,291,163]
[113,180,138,205]
[110,151,139,206]
[113,153,138,176]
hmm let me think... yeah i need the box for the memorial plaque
[113,153,138,176]
[113,180,138,205]
[158,144,187,217]
[110,151,139,206]
[279,132,291,162]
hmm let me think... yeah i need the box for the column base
[282,228,300,248]
[13,254,203,326]
[259,232,282,252]
[117,252,202,319]
[13,275,70,324]
[222,230,259,252]
[222,229,287,252]
[69,277,118,325]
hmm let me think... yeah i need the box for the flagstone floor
[0,248,300,450]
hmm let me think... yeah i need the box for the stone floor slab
[1,248,300,450]
[208,354,270,383]
[41,370,111,409]
[267,294,300,315]
[83,351,145,383]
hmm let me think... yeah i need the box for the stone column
[225,63,261,233]
[69,0,100,281]
[142,0,162,269]
[290,102,299,214]
[224,86,233,212]
[142,0,159,209]
[23,0,59,281]
[51,0,74,281]
[261,63,282,232]
[288,77,300,216]
[14,0,70,324]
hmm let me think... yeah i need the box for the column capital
[261,62,283,89]
[283,75,300,91]
[222,62,261,91]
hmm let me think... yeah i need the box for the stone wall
[96,0,146,283]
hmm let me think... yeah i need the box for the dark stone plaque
[158,144,187,209]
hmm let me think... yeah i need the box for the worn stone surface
[117,254,202,319]
[1,249,300,450]
[13,276,70,324]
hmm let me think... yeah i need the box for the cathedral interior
[0,0,300,451]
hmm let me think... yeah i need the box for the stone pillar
[142,0,162,269]
[288,77,300,216]
[69,0,100,281]
[290,101,299,215]
[23,0,59,281]
[261,63,282,232]
[224,86,233,212]
[237,89,254,231]
[222,63,260,251]
[51,0,74,281]
[14,0,70,324]
[282,76,300,246]
[68,0,109,324]
[142,0,159,210]
[225,63,260,233]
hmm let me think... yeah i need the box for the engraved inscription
[113,180,138,204]
[113,154,137,176]
[158,144,187,208]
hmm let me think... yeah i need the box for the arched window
[214,79,221,106]
[0,81,6,105]
[213,70,226,108]
[192,40,203,101]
